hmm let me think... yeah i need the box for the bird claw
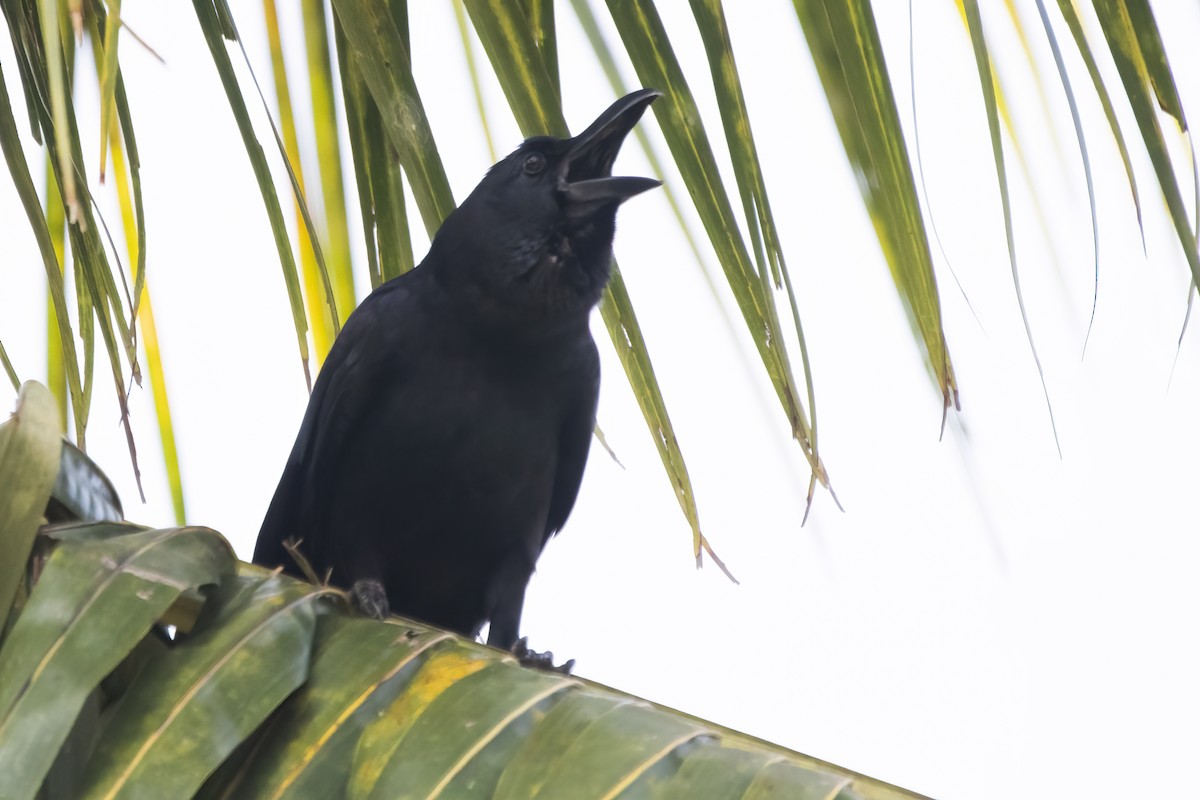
[350,579,390,619]
[513,637,575,674]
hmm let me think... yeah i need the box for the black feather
[253,90,661,650]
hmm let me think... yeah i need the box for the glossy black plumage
[253,89,661,650]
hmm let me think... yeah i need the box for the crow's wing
[253,278,415,571]
[541,338,600,548]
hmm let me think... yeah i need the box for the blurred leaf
[100,9,148,321]
[226,1,345,346]
[0,382,60,628]
[1033,0,1100,352]
[1,0,44,142]
[262,0,337,363]
[335,36,382,290]
[300,0,357,322]
[16,7,146,490]
[128,284,185,518]
[44,155,67,431]
[1001,0,1068,166]
[37,520,145,545]
[982,30,1080,331]
[67,222,145,497]
[454,0,498,162]
[37,0,79,224]
[0,526,234,798]
[1170,283,1195,386]
[96,0,120,181]
[1053,0,1145,251]
[0,343,18,392]
[1120,0,1186,129]
[1090,0,1200,289]
[959,0,1059,451]
[205,0,343,332]
[28,5,146,407]
[0,61,87,447]
[191,0,315,391]
[60,117,141,405]
[87,6,185,524]
[525,0,557,96]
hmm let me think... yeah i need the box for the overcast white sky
[3,2,1200,798]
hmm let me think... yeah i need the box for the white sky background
[3,1,1200,798]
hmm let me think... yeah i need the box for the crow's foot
[513,637,575,674]
[350,579,389,619]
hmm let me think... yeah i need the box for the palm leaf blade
[793,0,956,413]
[300,0,357,323]
[366,659,577,797]
[217,618,451,798]
[0,406,927,800]
[0,62,86,445]
[191,0,315,389]
[959,0,1059,449]
[1090,0,1200,288]
[78,572,329,799]
[0,525,234,799]
[519,699,706,798]
[0,382,61,627]
[464,0,728,569]
[331,0,456,234]
[1053,0,1146,250]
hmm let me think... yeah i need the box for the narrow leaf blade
[793,0,957,414]
[0,382,61,626]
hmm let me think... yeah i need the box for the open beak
[560,89,662,210]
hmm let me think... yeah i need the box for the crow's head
[433,89,661,332]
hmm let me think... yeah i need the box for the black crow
[254,89,661,657]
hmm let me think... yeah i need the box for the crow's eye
[523,153,546,175]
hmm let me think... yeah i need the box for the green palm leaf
[0,382,60,627]
[0,384,927,799]
[0,525,234,798]
[1090,0,1200,288]
[78,573,332,799]
[795,0,956,419]
[7,0,1199,539]
[460,0,730,572]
